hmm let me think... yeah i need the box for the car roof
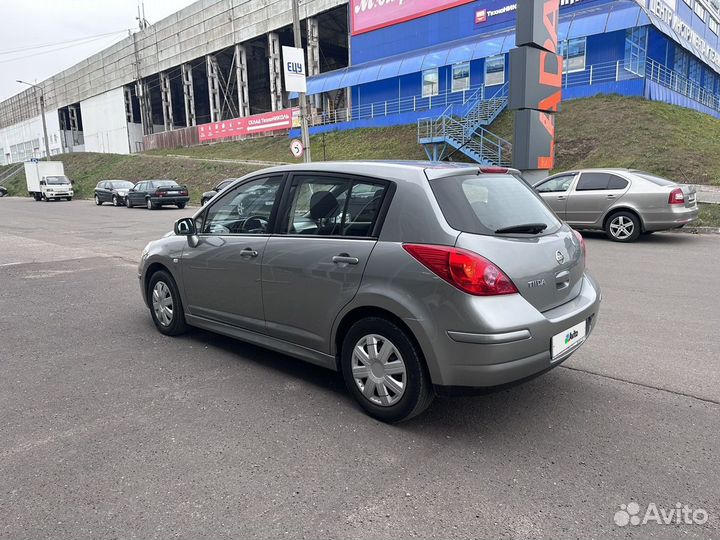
[245,160,517,183]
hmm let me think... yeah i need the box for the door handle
[606,194,616,199]
[557,195,566,200]
[333,254,360,265]
[240,248,259,258]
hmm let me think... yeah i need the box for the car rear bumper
[414,272,601,389]
[150,196,190,205]
[642,205,699,231]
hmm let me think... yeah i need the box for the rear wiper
[495,223,548,235]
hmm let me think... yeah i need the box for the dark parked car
[94,180,135,206]
[201,178,236,206]
[126,180,189,210]
[0,186,7,197]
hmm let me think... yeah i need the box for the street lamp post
[17,80,52,161]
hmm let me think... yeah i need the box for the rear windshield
[429,173,561,236]
[153,180,179,187]
[111,181,134,188]
[631,171,675,186]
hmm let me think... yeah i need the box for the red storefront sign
[197,108,298,142]
[350,0,475,35]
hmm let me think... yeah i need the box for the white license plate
[167,191,178,195]
[551,320,587,361]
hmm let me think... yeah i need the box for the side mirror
[174,217,196,236]
[40,180,46,186]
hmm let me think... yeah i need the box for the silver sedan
[534,169,698,242]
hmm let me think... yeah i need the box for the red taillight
[403,244,518,296]
[668,188,685,205]
[180,190,188,196]
[573,229,586,258]
[155,190,164,197]
[479,166,509,174]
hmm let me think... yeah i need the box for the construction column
[182,63,196,127]
[306,17,321,110]
[268,32,283,112]
[509,0,562,183]
[235,44,250,118]
[207,54,222,122]
[160,71,174,131]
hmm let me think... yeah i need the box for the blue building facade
[301,0,720,136]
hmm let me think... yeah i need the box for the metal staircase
[418,82,511,165]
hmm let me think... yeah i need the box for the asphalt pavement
[0,197,718,540]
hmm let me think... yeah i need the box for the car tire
[125,197,133,208]
[201,198,207,206]
[177,202,186,209]
[605,211,641,243]
[94,195,102,205]
[66,197,72,201]
[147,270,188,336]
[112,195,119,206]
[340,317,434,423]
[146,198,155,210]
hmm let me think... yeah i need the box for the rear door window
[607,175,629,190]
[632,171,676,186]
[576,173,610,191]
[429,173,561,236]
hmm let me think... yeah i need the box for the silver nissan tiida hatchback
[139,162,601,422]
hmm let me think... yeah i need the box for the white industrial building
[0,0,348,165]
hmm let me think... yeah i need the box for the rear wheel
[177,202,186,209]
[340,317,434,423]
[201,198,208,206]
[148,270,187,336]
[146,198,155,210]
[606,211,641,243]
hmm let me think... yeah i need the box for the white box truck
[25,161,74,201]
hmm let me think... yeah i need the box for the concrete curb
[667,226,720,235]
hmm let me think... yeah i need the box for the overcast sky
[0,0,197,101]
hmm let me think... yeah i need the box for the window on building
[624,27,648,76]
[422,68,439,98]
[559,38,587,73]
[674,48,690,76]
[689,59,702,83]
[484,55,505,86]
[695,1,707,20]
[709,16,719,35]
[451,62,471,92]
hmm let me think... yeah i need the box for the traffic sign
[290,139,304,159]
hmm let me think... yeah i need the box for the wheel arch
[332,306,427,373]
[603,206,645,232]
[143,261,175,306]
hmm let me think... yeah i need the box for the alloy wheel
[351,334,407,407]
[609,215,634,240]
[152,281,174,327]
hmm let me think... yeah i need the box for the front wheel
[606,211,641,243]
[148,270,187,336]
[125,197,133,208]
[112,195,119,206]
[66,197,72,201]
[340,317,434,423]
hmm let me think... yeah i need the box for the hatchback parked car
[126,180,189,210]
[534,169,698,242]
[138,162,601,422]
[201,178,236,206]
[94,180,135,206]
